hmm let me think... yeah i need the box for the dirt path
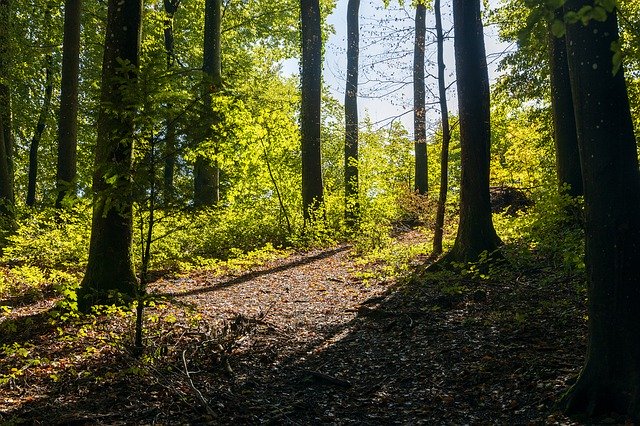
[1,234,589,424]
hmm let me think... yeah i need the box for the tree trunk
[77,0,141,312]
[548,7,582,197]
[413,3,427,195]
[432,0,451,256]
[55,0,82,208]
[443,0,501,264]
[0,86,12,217]
[27,54,54,207]
[162,0,179,205]
[194,0,221,207]
[560,2,640,420]
[300,0,324,222]
[0,0,14,217]
[344,0,359,227]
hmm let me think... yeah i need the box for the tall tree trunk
[344,0,359,227]
[300,0,323,222]
[549,7,582,197]
[56,0,82,208]
[194,0,221,207]
[413,2,427,195]
[163,0,179,205]
[77,0,142,312]
[432,0,451,256]
[442,0,501,264]
[0,0,14,217]
[560,2,640,420]
[27,54,54,207]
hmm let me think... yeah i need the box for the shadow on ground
[2,257,587,425]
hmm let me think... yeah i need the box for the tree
[77,0,142,311]
[432,0,451,255]
[413,1,427,195]
[0,0,14,217]
[442,0,501,264]
[560,2,640,420]
[194,0,221,207]
[300,0,323,222]
[55,0,82,208]
[162,0,180,205]
[344,0,359,227]
[548,7,582,197]
[27,53,54,207]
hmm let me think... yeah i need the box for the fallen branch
[182,350,216,417]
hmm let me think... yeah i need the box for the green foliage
[494,185,585,271]
[2,204,91,271]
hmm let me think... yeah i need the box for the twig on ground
[182,350,216,417]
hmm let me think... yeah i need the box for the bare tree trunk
[344,0,359,227]
[560,2,640,420]
[194,0,221,207]
[548,7,582,197]
[413,3,427,195]
[300,0,324,222]
[441,0,501,264]
[27,54,54,207]
[162,0,179,204]
[55,0,81,208]
[432,0,451,256]
[0,0,14,217]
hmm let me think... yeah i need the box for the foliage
[494,185,585,272]
[2,204,91,271]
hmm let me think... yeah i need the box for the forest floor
[0,228,593,425]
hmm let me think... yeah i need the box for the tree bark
[0,0,14,217]
[163,0,179,205]
[194,0,221,207]
[27,54,54,207]
[344,0,359,227]
[55,0,82,208]
[77,0,142,312]
[432,0,451,256]
[413,3,427,195]
[300,0,324,222]
[560,2,640,420]
[443,0,501,264]
[548,7,582,197]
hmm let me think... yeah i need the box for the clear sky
[285,0,512,136]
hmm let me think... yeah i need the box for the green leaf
[551,19,566,37]
[591,6,608,22]
[611,40,622,75]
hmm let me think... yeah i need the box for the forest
[1,0,639,423]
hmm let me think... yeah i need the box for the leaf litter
[0,230,588,424]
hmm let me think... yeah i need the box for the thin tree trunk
[549,7,582,197]
[432,0,451,256]
[77,0,142,312]
[163,0,179,204]
[27,54,54,207]
[413,3,427,195]
[300,0,324,222]
[0,0,14,216]
[55,0,82,208]
[0,86,12,217]
[344,0,359,227]
[194,0,221,207]
[441,0,501,264]
[560,2,640,420]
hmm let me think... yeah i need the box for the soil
[0,230,591,425]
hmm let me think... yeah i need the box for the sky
[285,0,513,136]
